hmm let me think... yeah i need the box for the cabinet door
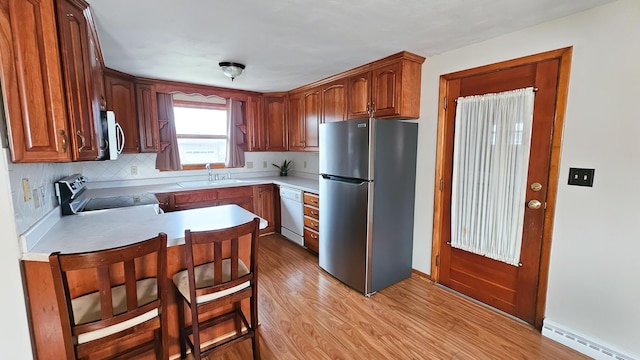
[56,0,103,161]
[1,0,70,162]
[104,72,139,153]
[247,95,265,151]
[264,96,287,151]
[347,71,371,119]
[253,185,275,234]
[302,89,320,151]
[321,79,347,123]
[371,62,402,118]
[287,92,303,151]
[135,82,159,153]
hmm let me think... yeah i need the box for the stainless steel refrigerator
[319,118,418,295]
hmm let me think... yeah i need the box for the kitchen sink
[177,179,246,188]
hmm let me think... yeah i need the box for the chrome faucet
[205,163,212,182]
[226,171,231,180]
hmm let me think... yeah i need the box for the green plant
[272,160,292,174]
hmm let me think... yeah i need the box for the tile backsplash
[7,150,318,234]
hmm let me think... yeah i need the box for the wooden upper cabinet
[371,61,401,118]
[0,0,70,162]
[347,71,371,119]
[321,79,347,123]
[302,89,320,150]
[247,95,266,151]
[56,0,104,161]
[346,53,425,120]
[288,89,319,152]
[263,94,287,151]
[135,82,159,153]
[287,92,303,151]
[104,70,139,153]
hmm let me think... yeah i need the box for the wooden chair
[49,233,168,360]
[173,218,261,360]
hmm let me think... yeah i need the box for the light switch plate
[246,161,253,169]
[568,168,595,187]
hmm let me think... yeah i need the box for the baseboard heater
[542,319,637,360]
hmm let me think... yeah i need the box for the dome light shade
[218,62,245,81]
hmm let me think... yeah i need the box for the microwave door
[106,111,118,160]
[115,122,125,154]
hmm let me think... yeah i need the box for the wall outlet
[304,161,307,169]
[263,161,267,168]
[130,166,138,175]
[21,178,31,202]
[246,161,253,169]
[38,186,46,207]
[33,189,40,208]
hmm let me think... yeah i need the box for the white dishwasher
[280,186,304,246]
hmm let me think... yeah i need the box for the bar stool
[49,233,168,359]
[173,218,261,359]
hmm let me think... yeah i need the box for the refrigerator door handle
[321,174,368,185]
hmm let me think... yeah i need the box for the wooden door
[104,71,139,153]
[135,82,159,153]
[0,0,70,162]
[347,71,371,119]
[57,0,103,161]
[302,89,320,150]
[321,79,347,123]
[287,92,303,151]
[435,49,572,326]
[264,95,287,151]
[371,61,401,118]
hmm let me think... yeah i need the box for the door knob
[530,182,543,192]
[527,200,542,209]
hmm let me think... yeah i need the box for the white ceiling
[89,0,615,93]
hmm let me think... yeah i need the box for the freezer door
[319,119,370,180]
[319,175,370,293]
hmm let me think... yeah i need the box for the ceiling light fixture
[218,62,245,81]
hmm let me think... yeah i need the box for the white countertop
[84,176,319,198]
[23,204,267,262]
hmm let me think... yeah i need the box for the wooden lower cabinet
[22,234,253,360]
[156,185,274,232]
[253,184,275,234]
[303,192,320,255]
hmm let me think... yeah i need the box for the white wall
[412,0,640,356]
[0,150,34,359]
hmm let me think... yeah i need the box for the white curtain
[450,87,535,266]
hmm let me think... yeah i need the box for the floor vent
[542,320,636,360]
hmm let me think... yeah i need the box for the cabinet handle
[311,210,318,215]
[59,130,67,153]
[311,234,318,239]
[76,131,86,152]
[311,199,318,204]
[312,223,318,228]
[371,101,375,116]
[100,96,106,111]
[66,13,74,17]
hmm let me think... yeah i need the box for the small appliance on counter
[55,174,159,215]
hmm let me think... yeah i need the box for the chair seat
[173,259,250,304]
[72,277,159,344]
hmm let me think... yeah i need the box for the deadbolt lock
[530,182,542,192]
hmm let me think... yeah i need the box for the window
[173,101,227,166]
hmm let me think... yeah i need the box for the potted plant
[272,160,292,176]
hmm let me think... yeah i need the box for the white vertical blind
[450,87,535,266]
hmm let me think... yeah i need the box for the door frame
[430,47,573,329]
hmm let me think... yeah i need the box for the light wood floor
[191,234,587,359]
